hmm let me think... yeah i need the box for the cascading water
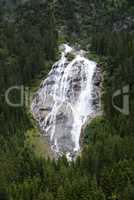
[31,44,101,159]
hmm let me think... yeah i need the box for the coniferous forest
[0,0,134,199]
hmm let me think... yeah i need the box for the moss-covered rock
[66,52,75,61]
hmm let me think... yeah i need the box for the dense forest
[0,0,134,199]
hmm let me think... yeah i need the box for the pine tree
[56,186,66,200]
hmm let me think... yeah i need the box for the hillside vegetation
[0,0,134,199]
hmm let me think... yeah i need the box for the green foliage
[91,31,134,134]
[84,116,115,144]
[0,0,58,198]
[0,0,134,200]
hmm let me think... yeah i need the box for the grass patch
[25,127,54,159]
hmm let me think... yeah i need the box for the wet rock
[73,77,82,82]
[45,80,55,86]
[31,44,101,160]
[73,84,81,91]
[39,107,52,112]
[53,64,59,69]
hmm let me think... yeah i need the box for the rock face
[31,44,101,159]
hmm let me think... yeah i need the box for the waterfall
[31,44,101,159]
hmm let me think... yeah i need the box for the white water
[31,44,97,158]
